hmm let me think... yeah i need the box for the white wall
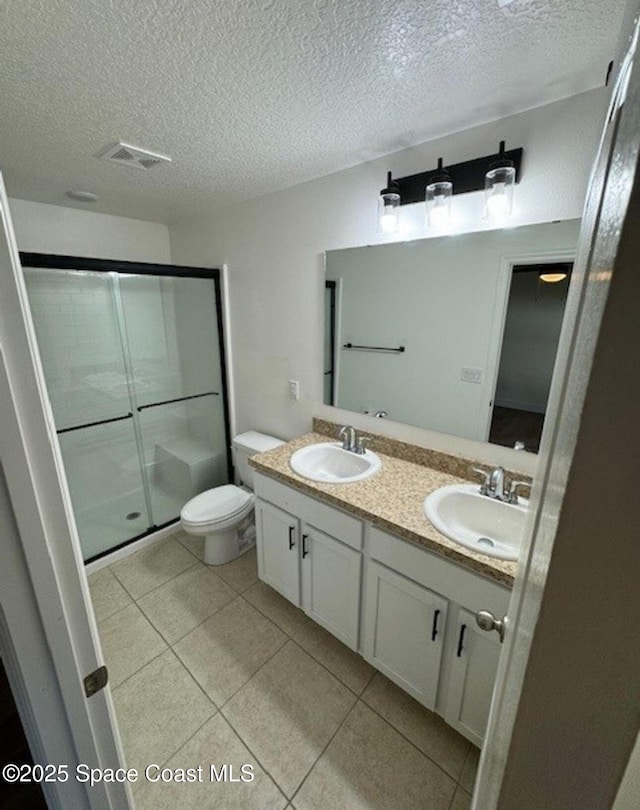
[169,88,607,468]
[8,198,170,263]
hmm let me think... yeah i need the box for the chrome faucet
[488,466,506,500]
[338,425,356,452]
[471,466,509,501]
[338,425,367,455]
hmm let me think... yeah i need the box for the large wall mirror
[324,219,581,453]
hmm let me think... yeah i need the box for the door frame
[481,247,577,443]
[0,179,131,807]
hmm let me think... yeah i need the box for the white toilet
[180,431,284,565]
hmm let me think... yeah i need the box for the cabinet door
[363,561,448,710]
[255,499,301,606]
[444,607,502,747]
[301,524,361,650]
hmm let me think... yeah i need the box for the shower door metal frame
[20,252,234,561]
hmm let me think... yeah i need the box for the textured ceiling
[0,0,627,224]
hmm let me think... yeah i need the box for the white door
[363,561,448,710]
[444,608,502,748]
[473,14,640,809]
[255,499,301,605]
[0,177,131,809]
[301,524,361,650]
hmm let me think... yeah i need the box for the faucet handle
[470,466,490,495]
[508,480,531,504]
[355,435,368,455]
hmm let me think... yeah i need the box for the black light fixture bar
[390,147,523,206]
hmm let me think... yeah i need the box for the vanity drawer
[368,526,510,614]
[254,473,363,551]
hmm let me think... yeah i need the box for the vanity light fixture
[378,171,401,233]
[484,140,516,221]
[379,142,523,232]
[426,158,453,230]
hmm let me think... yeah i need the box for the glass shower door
[119,274,229,528]
[23,268,151,559]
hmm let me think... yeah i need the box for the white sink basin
[290,442,381,484]
[423,484,528,561]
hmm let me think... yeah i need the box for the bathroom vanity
[251,428,518,747]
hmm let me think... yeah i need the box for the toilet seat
[181,485,254,530]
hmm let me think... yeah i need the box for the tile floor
[89,531,479,809]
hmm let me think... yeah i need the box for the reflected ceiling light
[426,158,453,231]
[378,171,401,233]
[539,270,568,283]
[379,143,522,235]
[484,140,516,222]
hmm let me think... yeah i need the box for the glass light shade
[426,181,452,230]
[539,271,568,283]
[378,192,400,233]
[484,165,515,221]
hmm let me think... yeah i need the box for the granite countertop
[250,432,517,587]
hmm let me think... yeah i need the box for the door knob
[476,610,507,643]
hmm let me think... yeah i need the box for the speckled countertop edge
[250,433,517,588]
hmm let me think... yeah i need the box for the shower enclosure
[21,254,232,563]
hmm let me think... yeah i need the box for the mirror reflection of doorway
[489,262,572,452]
[324,280,336,405]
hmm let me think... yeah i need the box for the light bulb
[428,198,451,231]
[485,182,509,220]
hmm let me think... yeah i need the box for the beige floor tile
[88,567,132,622]
[459,745,480,794]
[361,673,469,779]
[450,786,473,810]
[223,640,356,799]
[290,620,375,695]
[213,547,259,592]
[111,538,199,599]
[293,702,455,810]
[98,604,167,687]
[173,597,286,706]
[176,531,205,562]
[138,565,236,644]
[133,714,286,810]
[243,581,311,637]
[112,649,215,775]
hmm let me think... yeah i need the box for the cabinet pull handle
[457,624,467,657]
[288,525,295,550]
[302,533,309,558]
[431,609,441,641]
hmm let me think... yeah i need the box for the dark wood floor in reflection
[489,406,545,453]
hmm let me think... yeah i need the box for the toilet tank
[232,431,285,489]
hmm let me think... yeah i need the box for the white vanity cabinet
[365,525,510,745]
[253,471,511,746]
[254,474,363,650]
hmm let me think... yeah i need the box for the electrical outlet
[288,379,300,400]
[461,367,483,384]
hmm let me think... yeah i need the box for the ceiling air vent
[96,142,172,170]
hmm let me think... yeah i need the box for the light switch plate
[288,379,300,400]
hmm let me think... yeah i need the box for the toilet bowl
[180,431,284,565]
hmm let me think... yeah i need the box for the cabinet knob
[302,533,309,558]
[476,610,507,643]
[288,525,295,550]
